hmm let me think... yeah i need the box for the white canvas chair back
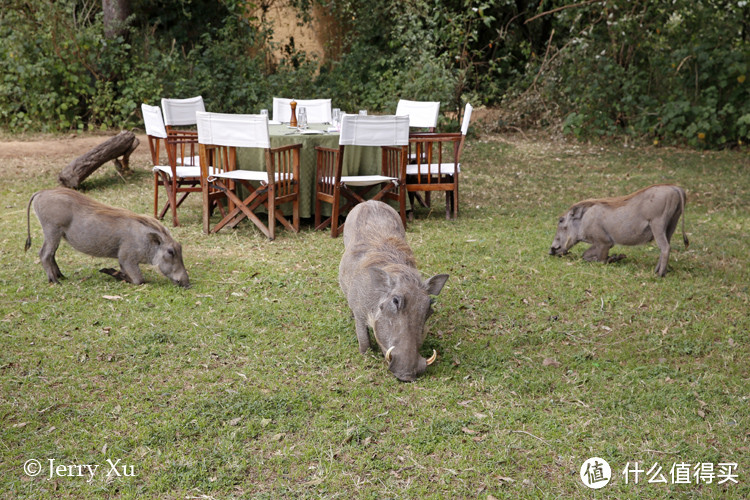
[396,99,440,129]
[142,103,167,138]
[273,97,332,123]
[272,97,292,122]
[461,102,473,135]
[196,111,270,149]
[339,115,410,147]
[296,99,332,123]
[161,96,205,126]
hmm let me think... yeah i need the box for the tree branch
[525,0,606,24]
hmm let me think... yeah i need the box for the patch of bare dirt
[0,133,150,162]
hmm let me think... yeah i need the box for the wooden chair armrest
[408,132,462,142]
[270,143,303,154]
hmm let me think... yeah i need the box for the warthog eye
[390,295,404,312]
[558,217,564,224]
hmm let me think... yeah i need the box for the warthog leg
[39,226,65,283]
[582,244,612,263]
[99,268,132,283]
[355,315,371,354]
[652,222,671,277]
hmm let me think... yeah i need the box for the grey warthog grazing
[339,200,449,382]
[26,187,190,287]
[549,184,688,276]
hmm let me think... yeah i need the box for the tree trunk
[102,0,131,39]
[58,131,139,189]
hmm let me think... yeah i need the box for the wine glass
[298,107,308,130]
[332,108,341,129]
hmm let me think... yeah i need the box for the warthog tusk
[385,346,394,363]
[426,349,437,365]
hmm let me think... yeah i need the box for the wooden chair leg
[331,195,341,238]
[293,195,300,232]
[267,186,276,241]
[170,178,180,227]
[153,173,159,218]
[315,197,322,228]
[156,172,173,220]
[398,185,407,229]
[202,182,212,235]
[454,183,459,219]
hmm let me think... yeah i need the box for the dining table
[236,123,384,219]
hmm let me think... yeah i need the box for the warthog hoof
[606,254,626,264]
[99,268,132,283]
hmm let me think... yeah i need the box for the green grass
[1,132,748,498]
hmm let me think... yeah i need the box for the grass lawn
[1,130,748,498]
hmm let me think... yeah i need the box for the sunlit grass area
[1,131,748,498]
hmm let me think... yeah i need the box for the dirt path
[0,133,150,161]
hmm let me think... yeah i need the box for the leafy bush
[531,0,749,148]
[1,0,747,149]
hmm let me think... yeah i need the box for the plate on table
[298,129,325,135]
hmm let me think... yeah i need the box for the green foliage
[1,0,748,149]
[0,0,316,130]
[534,0,750,148]
[1,2,100,131]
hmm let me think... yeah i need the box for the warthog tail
[680,187,689,249]
[25,191,38,252]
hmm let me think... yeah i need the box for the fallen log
[58,131,139,189]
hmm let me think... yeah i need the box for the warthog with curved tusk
[339,200,448,382]
[26,187,190,287]
[549,184,689,276]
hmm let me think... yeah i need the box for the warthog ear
[570,205,587,220]
[148,232,164,246]
[425,274,449,296]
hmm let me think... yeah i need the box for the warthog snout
[386,347,437,383]
[549,245,567,256]
[173,275,191,288]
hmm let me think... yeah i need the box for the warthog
[339,200,449,382]
[26,187,190,287]
[549,184,688,276]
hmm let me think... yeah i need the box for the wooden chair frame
[142,102,202,227]
[406,102,472,220]
[199,142,301,240]
[153,130,202,226]
[406,132,464,220]
[314,144,407,237]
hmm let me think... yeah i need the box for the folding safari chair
[196,111,302,240]
[314,114,410,237]
[406,103,473,220]
[142,103,202,226]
